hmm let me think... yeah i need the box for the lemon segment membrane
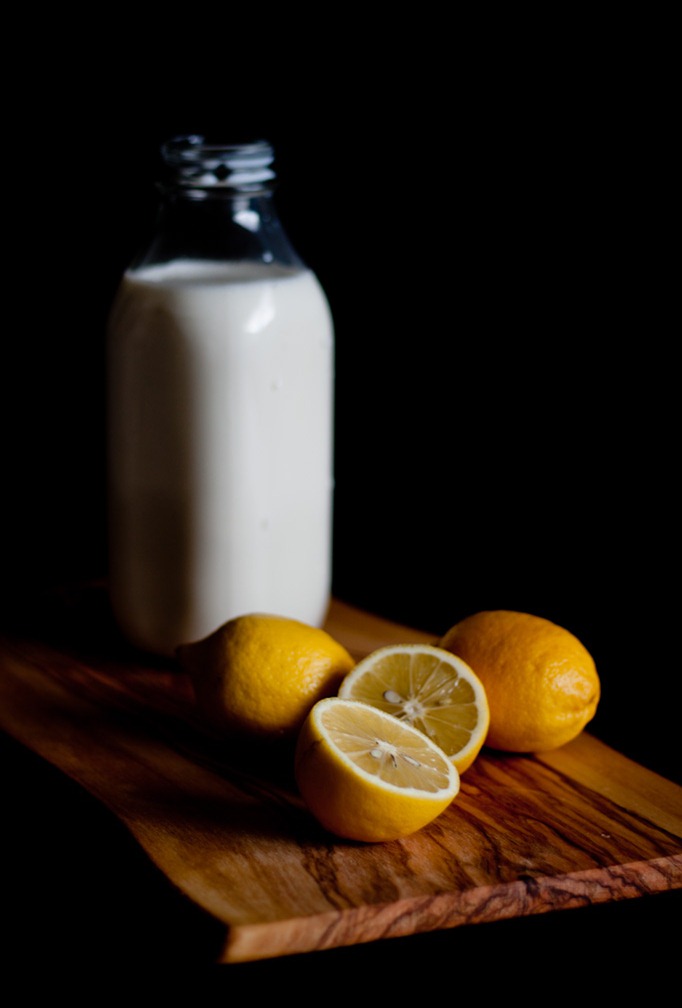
[294,698,460,842]
[321,699,455,793]
[338,644,490,774]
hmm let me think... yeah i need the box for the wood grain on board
[0,585,680,963]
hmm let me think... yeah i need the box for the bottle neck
[130,136,304,272]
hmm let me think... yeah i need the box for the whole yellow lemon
[177,613,355,742]
[439,610,600,753]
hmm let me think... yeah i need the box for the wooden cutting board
[0,583,680,964]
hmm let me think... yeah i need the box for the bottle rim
[160,134,276,190]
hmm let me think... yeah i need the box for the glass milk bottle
[106,135,334,656]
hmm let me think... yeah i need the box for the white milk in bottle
[106,138,334,656]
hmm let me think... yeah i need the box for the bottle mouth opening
[161,134,276,190]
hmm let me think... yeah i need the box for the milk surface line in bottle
[107,136,335,656]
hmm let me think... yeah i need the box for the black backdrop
[2,33,677,785]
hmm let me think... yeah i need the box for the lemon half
[294,697,460,842]
[338,643,490,774]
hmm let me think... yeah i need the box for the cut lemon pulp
[294,697,460,842]
[337,643,490,774]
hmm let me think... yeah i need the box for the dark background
[4,30,676,780]
[0,13,679,982]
